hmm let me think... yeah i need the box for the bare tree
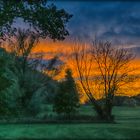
[72,40,135,121]
[7,29,40,73]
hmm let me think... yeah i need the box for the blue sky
[53,1,140,51]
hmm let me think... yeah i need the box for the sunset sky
[54,1,140,53]
[31,1,140,58]
[16,1,140,99]
[31,1,140,54]
[14,1,140,56]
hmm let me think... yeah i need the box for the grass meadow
[0,106,140,139]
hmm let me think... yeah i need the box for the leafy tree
[0,0,72,116]
[4,29,56,116]
[0,0,72,40]
[0,48,12,114]
[53,69,80,117]
[0,49,58,116]
[0,48,13,91]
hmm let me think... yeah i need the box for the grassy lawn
[0,106,140,139]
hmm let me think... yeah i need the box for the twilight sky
[53,1,140,55]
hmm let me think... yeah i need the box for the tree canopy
[0,0,72,40]
[53,69,80,116]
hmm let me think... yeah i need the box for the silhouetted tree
[5,30,55,115]
[0,0,72,117]
[72,40,135,121]
[53,69,80,117]
[0,0,72,40]
[7,28,39,73]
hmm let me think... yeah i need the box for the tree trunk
[103,97,114,122]
[89,95,105,119]
[91,98,114,122]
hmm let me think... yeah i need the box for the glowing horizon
[31,39,140,102]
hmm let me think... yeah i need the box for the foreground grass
[0,106,140,139]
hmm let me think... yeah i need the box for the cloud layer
[55,1,140,51]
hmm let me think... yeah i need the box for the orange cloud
[32,40,140,101]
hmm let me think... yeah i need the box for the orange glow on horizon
[2,39,140,102]
[32,40,140,102]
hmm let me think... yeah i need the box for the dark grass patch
[0,107,140,139]
[0,114,116,124]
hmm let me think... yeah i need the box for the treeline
[0,40,80,118]
[85,95,140,107]
[0,0,79,119]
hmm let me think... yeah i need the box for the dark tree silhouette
[53,69,80,117]
[0,0,73,116]
[72,40,135,121]
[7,29,39,73]
[0,0,72,40]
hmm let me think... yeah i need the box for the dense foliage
[0,0,72,117]
[0,0,72,40]
[53,69,80,117]
[0,47,58,116]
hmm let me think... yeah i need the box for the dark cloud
[55,1,140,53]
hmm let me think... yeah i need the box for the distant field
[0,106,140,139]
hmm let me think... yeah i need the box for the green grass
[0,106,140,139]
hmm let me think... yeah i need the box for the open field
[0,106,140,139]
